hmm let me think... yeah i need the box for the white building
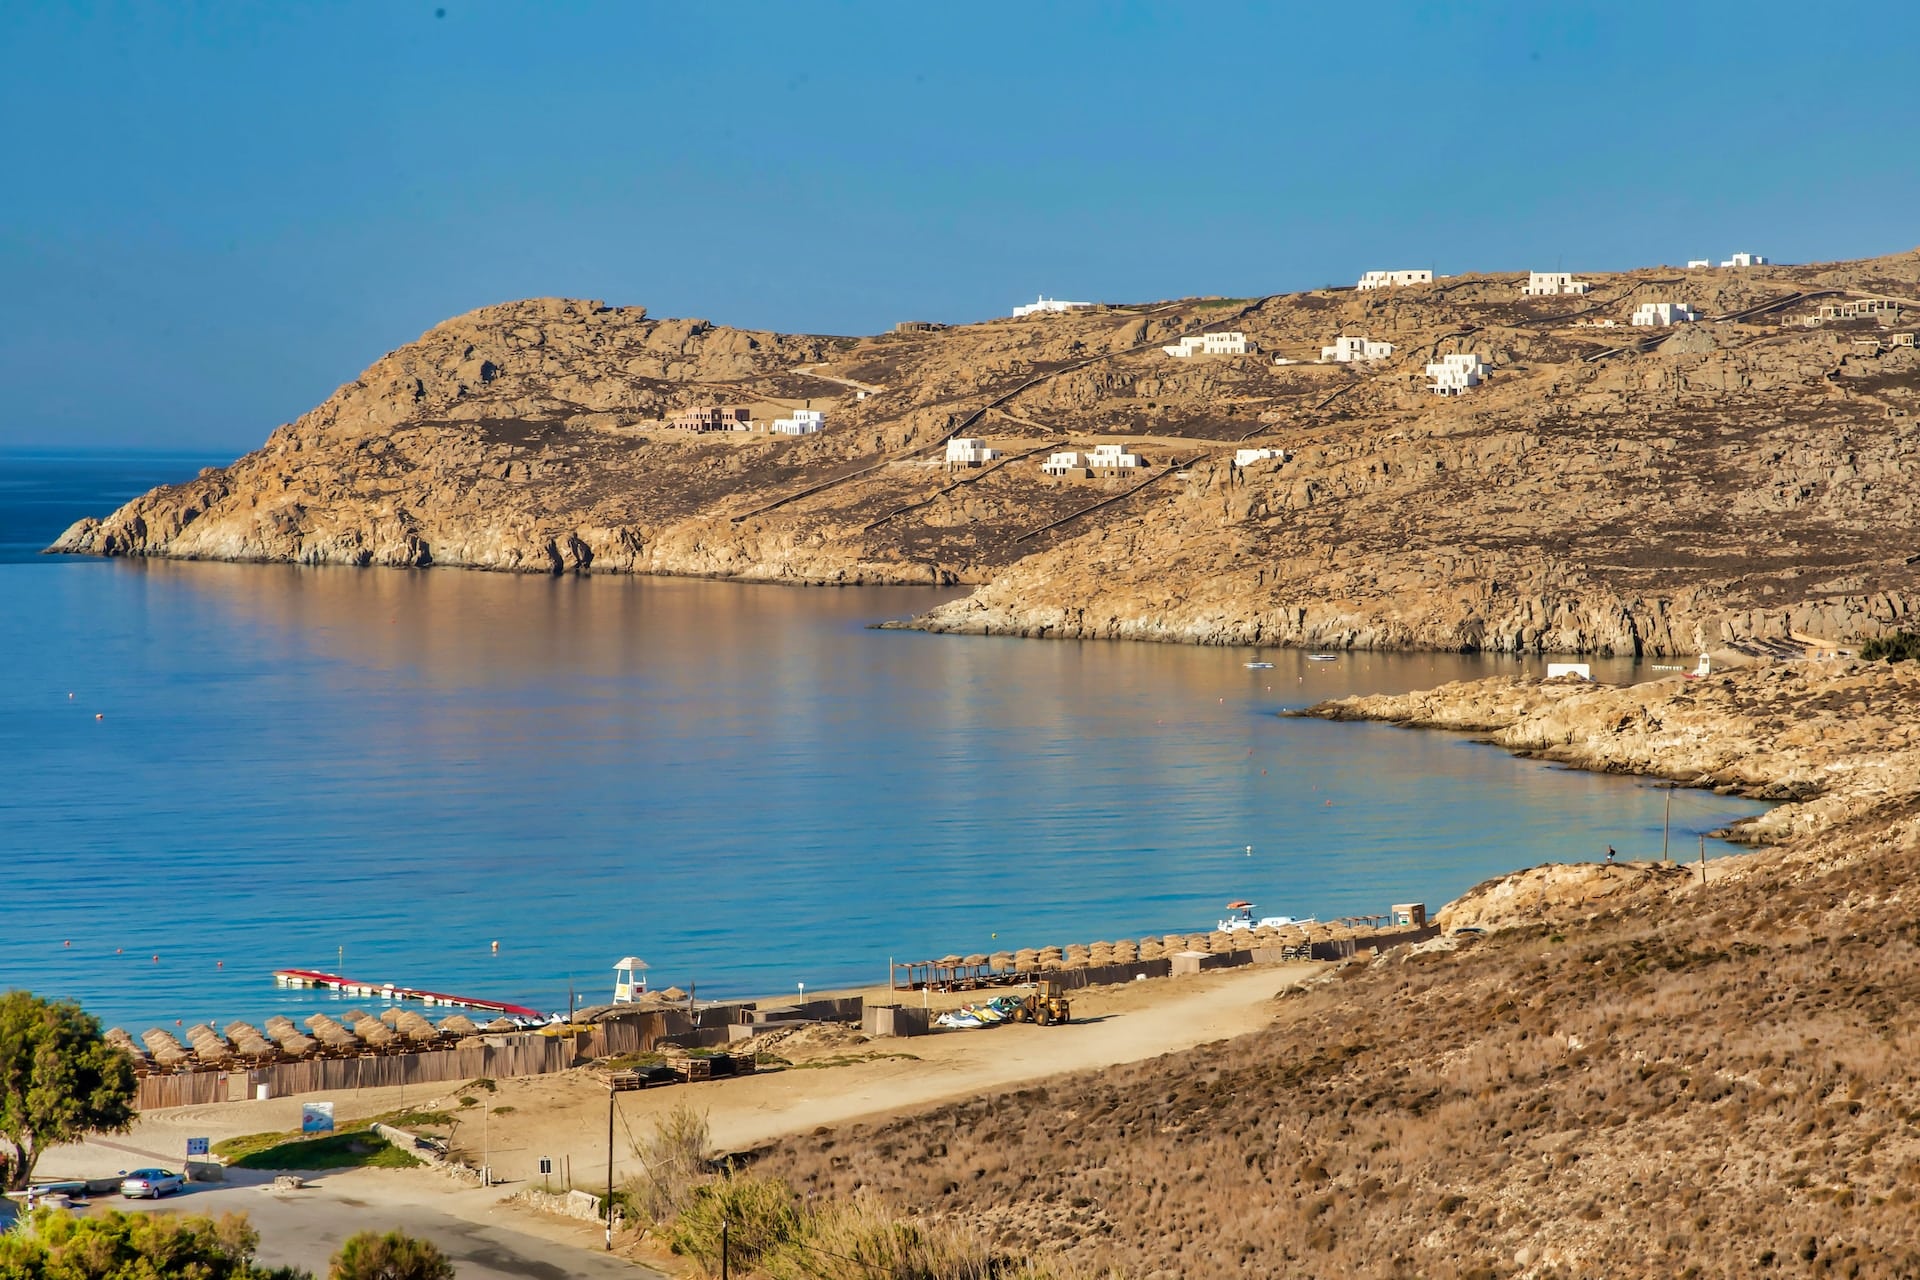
[1087,443,1145,473]
[1356,269,1433,291]
[1425,353,1487,396]
[1320,335,1394,363]
[1040,450,1091,478]
[1686,259,1711,269]
[1012,295,1095,318]
[1524,271,1590,296]
[1720,252,1768,267]
[1234,447,1289,468]
[1162,331,1251,358]
[945,437,1002,468]
[769,408,825,435]
[1631,301,1699,327]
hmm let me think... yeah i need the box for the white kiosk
[612,956,650,1004]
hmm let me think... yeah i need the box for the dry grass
[748,806,1920,1278]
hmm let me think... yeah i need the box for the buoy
[63,940,70,947]
[1261,768,1267,775]
[115,947,123,954]
[491,940,499,954]
[95,713,104,720]
[175,1018,182,1026]
[216,960,223,968]
[1324,800,1333,806]
[68,693,74,699]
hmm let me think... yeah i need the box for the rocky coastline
[1296,660,1920,847]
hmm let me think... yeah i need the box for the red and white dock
[270,969,543,1019]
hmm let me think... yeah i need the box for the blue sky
[3,2,1916,451]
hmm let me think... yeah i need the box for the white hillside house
[1631,301,1699,327]
[1425,353,1487,396]
[1041,450,1091,478]
[1013,295,1095,317]
[770,409,825,435]
[1162,332,1251,358]
[945,437,1002,468]
[1686,259,1711,269]
[1357,269,1433,291]
[1524,271,1590,296]
[1720,252,1768,267]
[1234,447,1289,468]
[1088,443,1145,474]
[1321,335,1394,363]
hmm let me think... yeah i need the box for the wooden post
[1699,833,1706,884]
[605,1085,615,1250]
[1663,784,1672,863]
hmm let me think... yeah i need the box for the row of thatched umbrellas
[913,921,1373,981]
[115,1008,506,1073]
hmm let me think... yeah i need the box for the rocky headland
[54,251,1920,656]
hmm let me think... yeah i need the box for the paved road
[44,1173,659,1279]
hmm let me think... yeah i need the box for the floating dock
[271,969,543,1019]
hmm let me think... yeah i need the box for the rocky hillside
[54,252,1920,654]
[745,660,1920,1278]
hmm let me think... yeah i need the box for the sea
[0,450,1771,1036]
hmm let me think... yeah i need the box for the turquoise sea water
[0,452,1770,1035]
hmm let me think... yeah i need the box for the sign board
[300,1102,336,1134]
[539,1158,553,1176]
[186,1137,210,1157]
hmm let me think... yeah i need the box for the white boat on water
[1307,654,1338,662]
[1245,661,1273,669]
[1217,900,1314,932]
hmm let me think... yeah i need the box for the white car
[120,1168,185,1198]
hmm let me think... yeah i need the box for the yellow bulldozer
[1013,979,1071,1026]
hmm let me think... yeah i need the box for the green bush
[0,1208,309,1279]
[1860,631,1920,662]
[329,1229,453,1280]
[625,1103,711,1225]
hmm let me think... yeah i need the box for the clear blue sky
[4,2,1916,451]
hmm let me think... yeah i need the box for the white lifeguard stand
[612,957,649,1004]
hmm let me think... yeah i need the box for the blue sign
[300,1102,335,1135]
[186,1137,209,1157]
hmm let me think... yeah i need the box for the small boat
[1218,901,1315,932]
[1307,654,1338,662]
[1244,661,1274,669]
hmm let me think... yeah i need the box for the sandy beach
[36,960,1315,1264]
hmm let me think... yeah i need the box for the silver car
[120,1168,185,1198]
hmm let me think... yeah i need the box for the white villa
[1234,447,1289,468]
[769,409,825,435]
[1720,252,1768,267]
[1425,353,1487,396]
[946,437,1002,468]
[1632,301,1699,327]
[1088,443,1145,474]
[1524,271,1590,296]
[1686,259,1711,269]
[1163,331,1250,358]
[1357,269,1433,291]
[1040,450,1091,478]
[1013,295,1095,318]
[1321,335,1394,363]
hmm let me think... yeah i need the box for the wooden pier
[270,968,543,1019]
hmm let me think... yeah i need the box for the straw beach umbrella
[438,1014,479,1037]
[989,951,1014,973]
[141,1028,191,1070]
[395,1010,438,1043]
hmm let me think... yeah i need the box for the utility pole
[1662,784,1673,863]
[605,1085,615,1250]
[721,1219,730,1280]
[1699,833,1707,884]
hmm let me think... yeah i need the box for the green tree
[328,1230,456,1280]
[0,1207,311,1279]
[0,991,137,1191]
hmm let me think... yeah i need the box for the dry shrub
[666,1172,804,1277]
[763,1197,997,1280]
[627,1103,710,1226]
